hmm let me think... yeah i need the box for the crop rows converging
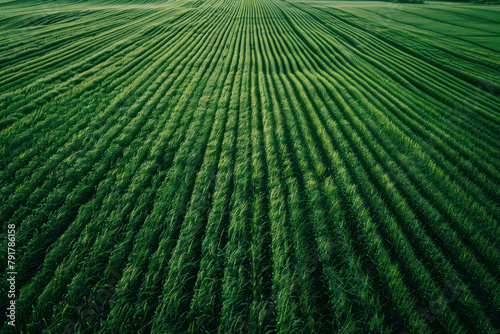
[0,0,499,333]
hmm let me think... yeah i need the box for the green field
[1,0,499,333]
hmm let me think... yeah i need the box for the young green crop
[1,0,499,333]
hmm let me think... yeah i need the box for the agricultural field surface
[0,0,499,333]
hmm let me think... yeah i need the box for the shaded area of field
[316,1,500,51]
[0,0,499,333]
